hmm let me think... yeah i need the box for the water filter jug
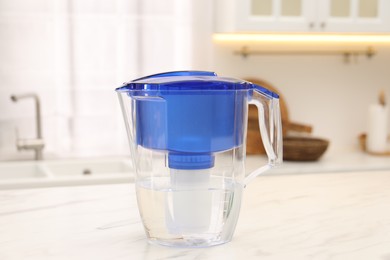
[116,71,282,247]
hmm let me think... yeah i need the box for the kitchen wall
[212,43,390,152]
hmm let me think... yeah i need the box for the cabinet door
[215,0,317,32]
[241,0,316,31]
[317,0,390,32]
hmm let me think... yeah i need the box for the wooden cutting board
[245,78,312,154]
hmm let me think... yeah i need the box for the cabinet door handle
[309,22,315,29]
[320,22,326,29]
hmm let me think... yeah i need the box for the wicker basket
[283,137,329,161]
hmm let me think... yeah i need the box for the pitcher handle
[244,86,283,186]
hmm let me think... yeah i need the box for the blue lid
[116,71,279,98]
[116,71,279,170]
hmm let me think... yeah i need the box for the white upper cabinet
[318,0,390,32]
[215,0,390,33]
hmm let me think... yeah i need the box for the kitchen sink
[0,161,49,179]
[45,159,133,177]
[0,158,134,190]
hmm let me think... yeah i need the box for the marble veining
[1,171,390,259]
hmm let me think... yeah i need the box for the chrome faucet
[10,93,45,160]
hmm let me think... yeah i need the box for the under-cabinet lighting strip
[213,33,390,43]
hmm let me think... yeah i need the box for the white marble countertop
[1,170,390,260]
[246,150,390,175]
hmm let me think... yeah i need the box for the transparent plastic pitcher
[116,71,282,247]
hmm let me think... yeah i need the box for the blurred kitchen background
[1,0,390,161]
